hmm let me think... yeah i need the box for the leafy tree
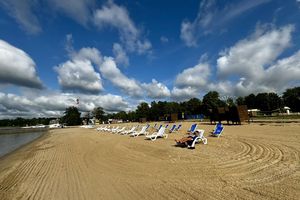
[127,111,137,122]
[268,93,282,111]
[244,94,256,109]
[115,111,128,121]
[226,98,235,107]
[165,102,181,114]
[254,93,282,111]
[61,106,81,126]
[203,91,225,108]
[92,107,105,121]
[135,102,150,119]
[282,87,300,112]
[185,98,202,115]
[236,97,245,105]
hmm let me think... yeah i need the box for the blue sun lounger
[211,126,224,137]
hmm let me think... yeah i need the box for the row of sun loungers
[95,123,224,147]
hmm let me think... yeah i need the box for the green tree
[127,111,137,121]
[185,98,202,115]
[236,97,245,105]
[268,93,282,111]
[202,91,224,109]
[61,106,81,126]
[92,107,105,121]
[282,87,300,112]
[115,111,128,121]
[254,93,282,112]
[244,94,256,109]
[135,102,150,119]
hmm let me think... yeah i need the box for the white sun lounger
[188,129,207,149]
[145,127,167,141]
[113,127,125,133]
[130,126,148,137]
[120,126,137,135]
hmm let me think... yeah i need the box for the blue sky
[0,0,300,118]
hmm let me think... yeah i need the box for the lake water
[0,131,45,158]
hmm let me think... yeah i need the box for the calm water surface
[0,131,45,157]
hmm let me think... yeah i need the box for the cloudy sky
[0,0,300,119]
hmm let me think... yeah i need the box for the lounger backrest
[189,124,197,132]
[197,130,204,138]
[157,125,162,130]
[146,124,150,129]
[214,126,223,134]
[176,124,182,131]
[157,127,166,136]
[140,126,147,133]
[170,124,176,131]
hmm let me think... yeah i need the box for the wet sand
[0,122,299,200]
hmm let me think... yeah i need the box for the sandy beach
[0,122,299,200]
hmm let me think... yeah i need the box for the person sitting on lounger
[175,130,200,147]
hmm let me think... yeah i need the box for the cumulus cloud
[171,87,200,102]
[0,92,129,119]
[175,63,211,88]
[55,47,103,94]
[264,50,300,89]
[0,39,43,89]
[99,57,143,97]
[113,43,129,66]
[170,62,211,101]
[180,0,270,47]
[217,24,294,79]
[215,24,298,96]
[142,79,171,99]
[93,1,152,54]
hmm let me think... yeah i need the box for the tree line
[91,86,300,123]
[0,87,299,127]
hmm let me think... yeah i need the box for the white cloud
[175,63,211,88]
[113,43,129,66]
[0,39,43,89]
[48,0,95,25]
[180,0,271,47]
[262,50,300,91]
[0,0,42,34]
[99,57,143,97]
[170,62,211,101]
[55,47,103,94]
[142,79,171,99]
[0,92,129,119]
[55,59,103,94]
[217,25,294,79]
[171,87,199,102]
[93,1,151,54]
[160,36,169,43]
[180,20,198,47]
[215,24,299,96]
[73,47,102,65]
[0,0,96,34]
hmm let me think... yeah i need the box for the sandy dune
[0,122,299,200]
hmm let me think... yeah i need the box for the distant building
[248,109,260,117]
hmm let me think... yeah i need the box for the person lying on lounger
[174,130,200,147]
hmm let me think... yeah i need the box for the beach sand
[0,122,299,200]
